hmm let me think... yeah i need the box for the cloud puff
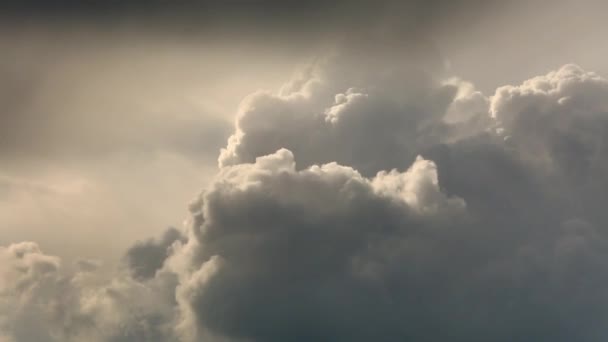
[0,242,178,341]
[125,227,186,281]
[0,242,63,341]
[491,64,608,130]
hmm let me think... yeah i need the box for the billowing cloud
[177,149,470,341]
[0,242,178,341]
[219,53,473,176]
[490,64,608,224]
[4,51,608,341]
[181,62,608,341]
[125,227,186,281]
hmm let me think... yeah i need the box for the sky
[2,1,608,341]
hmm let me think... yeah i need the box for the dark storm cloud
[219,49,489,176]
[0,0,507,40]
[172,63,608,341]
[179,150,466,341]
[4,1,608,341]
[180,150,608,341]
[3,56,608,342]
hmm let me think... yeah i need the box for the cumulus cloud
[4,52,608,341]
[0,242,78,341]
[219,52,470,176]
[0,242,178,342]
[183,62,608,341]
[176,148,470,341]
[490,64,608,224]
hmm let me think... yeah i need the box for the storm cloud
[167,62,608,341]
[5,52,608,342]
[4,55,608,342]
[3,1,608,341]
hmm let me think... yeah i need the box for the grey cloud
[74,258,102,273]
[180,149,469,341]
[0,1,507,40]
[4,40,608,342]
[178,145,608,341]
[174,62,608,341]
[219,52,469,176]
[0,0,519,270]
[0,242,76,341]
[490,64,608,224]
[125,227,186,281]
[0,242,178,342]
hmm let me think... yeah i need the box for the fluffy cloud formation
[178,149,470,341]
[0,242,178,342]
[4,59,608,341]
[219,54,464,176]
[182,62,608,341]
[490,64,608,224]
[176,155,608,341]
[0,242,66,342]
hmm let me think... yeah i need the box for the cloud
[490,64,608,224]
[0,0,515,268]
[181,62,608,341]
[0,242,178,341]
[219,53,472,176]
[178,149,470,341]
[0,242,75,341]
[125,227,186,281]
[4,51,608,341]
[177,150,608,341]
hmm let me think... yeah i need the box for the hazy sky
[2,1,608,341]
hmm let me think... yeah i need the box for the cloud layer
[3,53,608,341]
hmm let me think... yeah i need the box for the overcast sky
[2,1,608,341]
